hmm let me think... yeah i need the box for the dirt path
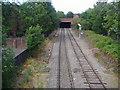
[47,28,118,88]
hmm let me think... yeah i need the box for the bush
[2,48,18,88]
[26,25,44,50]
[85,30,119,62]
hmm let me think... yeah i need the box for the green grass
[27,69,34,76]
[85,30,119,63]
[18,75,30,87]
[33,63,39,68]
[38,83,43,88]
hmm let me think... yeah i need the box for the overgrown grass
[18,74,30,87]
[85,30,119,63]
[16,33,53,90]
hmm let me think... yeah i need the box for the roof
[60,18,73,22]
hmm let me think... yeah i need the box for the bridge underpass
[60,22,71,28]
[59,18,72,28]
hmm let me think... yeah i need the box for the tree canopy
[56,11,74,18]
[2,2,59,37]
[66,11,74,18]
[56,11,66,18]
[78,2,119,40]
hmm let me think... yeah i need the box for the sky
[51,0,114,14]
[6,0,114,14]
[52,0,99,14]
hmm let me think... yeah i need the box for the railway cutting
[47,28,109,89]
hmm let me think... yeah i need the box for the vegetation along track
[57,28,75,88]
[67,28,107,89]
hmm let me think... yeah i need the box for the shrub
[85,30,119,62]
[2,48,18,88]
[26,25,44,50]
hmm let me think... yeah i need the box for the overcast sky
[51,0,114,14]
[7,0,114,14]
[52,0,98,14]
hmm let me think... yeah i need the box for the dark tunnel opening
[60,22,71,28]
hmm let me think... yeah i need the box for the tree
[102,2,119,39]
[66,11,73,18]
[56,11,66,18]
[2,2,59,37]
[72,16,80,29]
[26,25,44,49]
[78,2,119,40]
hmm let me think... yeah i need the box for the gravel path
[46,28,118,88]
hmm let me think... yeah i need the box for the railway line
[57,28,75,88]
[66,28,107,89]
[47,28,107,89]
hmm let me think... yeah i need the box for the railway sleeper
[81,75,101,78]
[84,82,107,85]
[84,70,98,72]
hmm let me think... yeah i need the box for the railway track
[63,29,75,88]
[57,28,75,88]
[66,28,107,89]
[57,28,61,88]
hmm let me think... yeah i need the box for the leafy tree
[102,2,119,39]
[78,2,119,40]
[2,2,59,37]
[2,48,18,88]
[2,2,20,37]
[66,11,73,18]
[56,11,66,18]
[72,16,80,29]
[26,25,44,49]
[19,2,59,37]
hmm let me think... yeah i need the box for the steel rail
[66,28,92,89]
[68,29,106,89]
[63,28,75,88]
[57,28,62,89]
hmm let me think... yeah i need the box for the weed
[33,63,39,68]
[38,83,43,89]
[102,59,108,64]
[18,75,30,87]
[85,30,119,62]
[27,69,34,76]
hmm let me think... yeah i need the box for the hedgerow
[85,30,119,62]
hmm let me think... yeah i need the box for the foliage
[2,1,59,88]
[26,25,44,49]
[2,2,59,37]
[2,2,20,37]
[2,48,18,88]
[66,11,74,18]
[85,30,119,62]
[72,16,80,29]
[2,26,8,46]
[78,2,119,40]
[20,2,59,37]
[56,11,66,18]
